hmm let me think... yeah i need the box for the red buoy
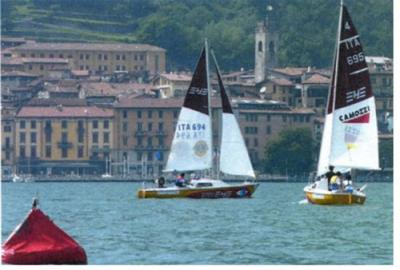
[2,199,87,264]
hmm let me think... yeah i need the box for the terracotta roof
[269,78,294,86]
[71,70,90,77]
[303,73,330,84]
[27,98,87,106]
[17,106,113,118]
[159,73,192,82]
[1,57,24,65]
[80,82,153,97]
[116,97,222,109]
[272,67,308,76]
[14,42,166,52]
[21,57,69,64]
[1,71,39,77]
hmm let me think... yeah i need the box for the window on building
[122,55,126,60]
[80,54,84,60]
[158,110,163,118]
[158,137,164,146]
[267,115,271,122]
[40,53,45,58]
[30,120,36,129]
[62,148,68,158]
[137,152,142,161]
[137,122,142,131]
[62,120,68,129]
[123,122,128,132]
[59,54,64,58]
[258,41,263,52]
[158,122,163,131]
[116,65,120,71]
[20,132,26,143]
[45,132,51,143]
[78,132,84,143]
[45,146,51,158]
[49,54,54,58]
[173,110,178,118]
[98,54,102,60]
[122,66,126,71]
[123,136,128,146]
[134,54,138,61]
[93,120,98,129]
[80,65,84,70]
[61,132,68,142]
[148,110,152,118]
[31,146,36,158]
[30,132,37,143]
[137,111,142,118]
[40,65,44,71]
[103,120,109,129]
[147,137,152,146]
[137,137,143,146]
[5,151,10,160]
[104,132,109,144]
[4,125,11,132]
[78,146,84,158]
[20,146,26,158]
[140,54,144,61]
[92,132,99,143]
[28,64,33,70]
[148,123,152,132]
[86,54,89,60]
[273,85,277,94]
[123,110,127,118]
[254,138,258,147]
[20,120,26,129]
[147,152,153,161]
[116,54,120,60]
[5,137,10,147]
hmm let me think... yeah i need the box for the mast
[205,39,214,177]
[210,49,222,180]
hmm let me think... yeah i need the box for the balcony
[134,130,147,137]
[2,145,14,151]
[155,130,167,137]
[57,141,73,149]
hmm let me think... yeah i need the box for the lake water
[1,182,393,264]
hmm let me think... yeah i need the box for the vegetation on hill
[1,0,393,71]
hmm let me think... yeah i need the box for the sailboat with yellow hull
[304,1,380,205]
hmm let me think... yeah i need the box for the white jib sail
[317,113,333,176]
[329,97,380,170]
[220,113,255,178]
[165,107,212,172]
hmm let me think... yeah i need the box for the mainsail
[165,47,212,172]
[319,4,380,174]
[214,60,255,178]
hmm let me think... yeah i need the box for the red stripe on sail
[343,113,370,124]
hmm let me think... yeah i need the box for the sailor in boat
[175,173,186,187]
[343,173,354,193]
[325,165,340,191]
[155,176,166,188]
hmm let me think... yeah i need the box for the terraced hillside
[2,0,393,70]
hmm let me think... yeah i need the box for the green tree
[262,128,315,175]
[379,138,393,170]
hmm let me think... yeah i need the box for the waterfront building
[12,42,166,77]
[14,105,114,176]
[1,108,17,177]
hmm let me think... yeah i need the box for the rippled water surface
[1,182,393,264]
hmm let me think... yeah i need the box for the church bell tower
[255,4,278,83]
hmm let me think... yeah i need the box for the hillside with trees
[1,0,393,70]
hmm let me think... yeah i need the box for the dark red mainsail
[2,201,87,265]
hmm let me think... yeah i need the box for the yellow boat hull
[138,183,258,199]
[305,190,366,205]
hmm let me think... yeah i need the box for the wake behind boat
[304,1,380,205]
[137,40,258,199]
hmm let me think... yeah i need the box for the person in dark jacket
[175,173,185,187]
[325,165,339,191]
